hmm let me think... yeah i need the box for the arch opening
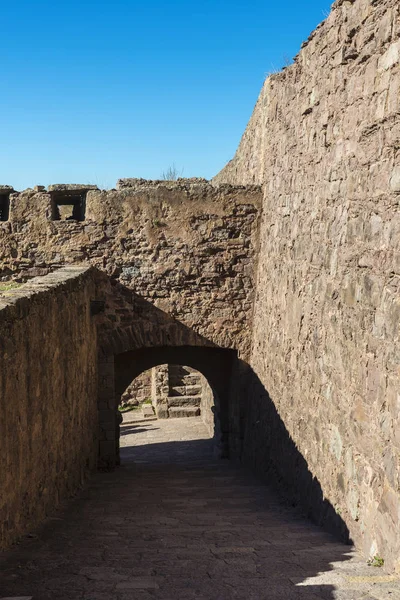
[111,345,236,466]
[120,364,214,425]
[117,363,220,465]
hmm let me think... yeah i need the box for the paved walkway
[0,416,399,600]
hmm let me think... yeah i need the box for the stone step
[168,406,201,418]
[167,395,201,408]
[169,385,202,397]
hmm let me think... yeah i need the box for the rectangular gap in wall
[0,194,10,221]
[51,193,86,221]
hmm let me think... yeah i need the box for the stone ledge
[48,184,99,192]
[0,266,95,312]
[116,177,262,195]
[117,177,209,189]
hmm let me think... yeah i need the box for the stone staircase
[167,366,202,418]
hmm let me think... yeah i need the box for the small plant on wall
[161,163,183,180]
[152,218,167,228]
[0,281,21,292]
[367,555,385,568]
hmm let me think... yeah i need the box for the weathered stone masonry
[1,0,399,573]
[0,267,99,550]
[215,0,400,571]
[0,180,262,471]
[0,179,262,359]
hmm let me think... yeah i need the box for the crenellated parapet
[2,179,261,223]
[5,184,99,223]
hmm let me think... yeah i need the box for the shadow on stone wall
[98,278,350,545]
[230,359,351,545]
[98,276,222,356]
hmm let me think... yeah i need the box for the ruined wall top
[0,179,261,196]
[0,179,261,227]
[0,179,262,358]
[0,179,262,226]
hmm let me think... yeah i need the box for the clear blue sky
[1,0,331,190]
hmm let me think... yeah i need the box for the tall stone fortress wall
[0,180,262,358]
[215,0,400,569]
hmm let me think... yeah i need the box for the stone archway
[114,345,236,461]
[97,317,237,468]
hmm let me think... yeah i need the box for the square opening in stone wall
[51,193,86,221]
[0,194,10,221]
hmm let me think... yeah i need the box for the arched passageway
[97,344,237,469]
[118,361,220,466]
[114,346,236,462]
[114,346,236,395]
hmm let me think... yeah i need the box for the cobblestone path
[0,416,398,600]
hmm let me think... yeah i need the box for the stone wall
[200,374,216,438]
[121,370,152,407]
[0,267,99,548]
[215,0,400,570]
[151,364,170,419]
[0,179,261,359]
